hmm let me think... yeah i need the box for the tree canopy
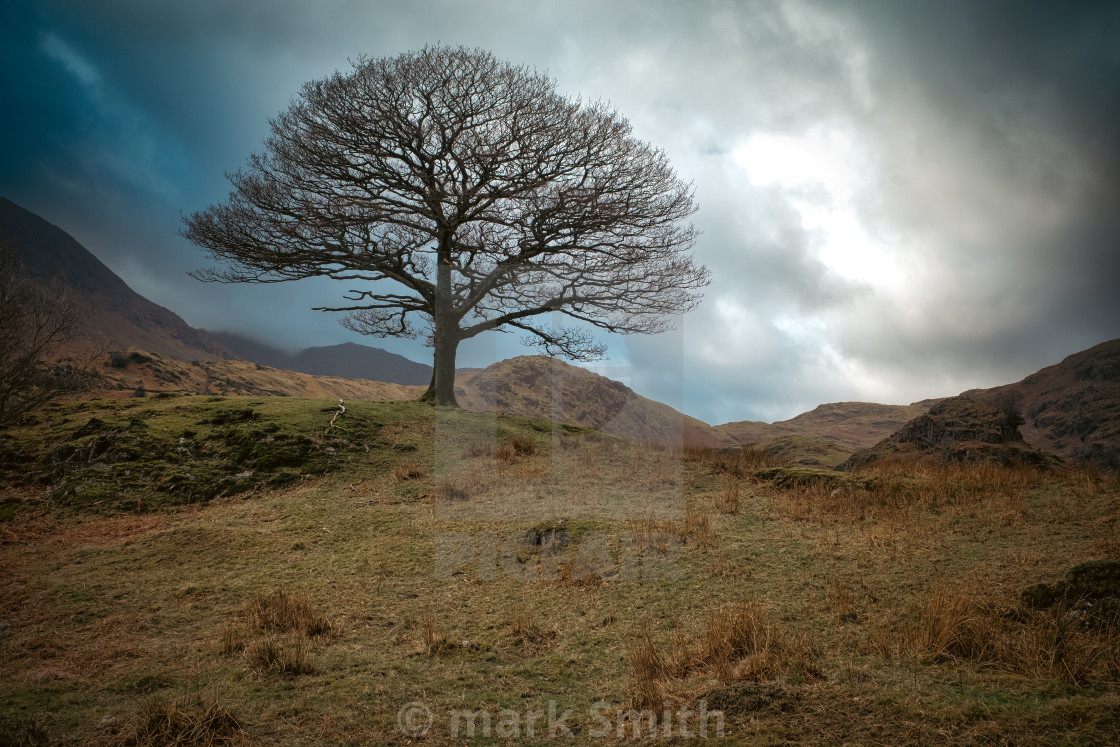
[183,44,708,405]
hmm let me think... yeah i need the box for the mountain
[713,400,941,451]
[839,396,1062,470]
[963,338,1120,471]
[453,356,720,447]
[95,349,423,400]
[0,197,232,362]
[210,332,433,386]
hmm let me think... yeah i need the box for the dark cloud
[2,0,1117,424]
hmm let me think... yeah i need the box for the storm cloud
[2,0,1117,424]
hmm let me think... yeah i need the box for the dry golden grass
[247,589,332,638]
[461,440,495,459]
[430,475,472,502]
[390,462,424,482]
[245,635,314,676]
[629,635,668,708]
[761,461,1040,527]
[683,444,788,476]
[4,399,1120,744]
[896,583,1119,686]
[505,435,537,457]
[828,577,854,622]
[109,692,247,746]
[219,625,244,657]
[715,476,741,514]
[418,615,458,655]
[508,613,558,648]
[683,503,712,548]
[630,602,820,708]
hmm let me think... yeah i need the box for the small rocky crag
[966,338,1120,471]
[1021,559,1120,626]
[839,396,1062,471]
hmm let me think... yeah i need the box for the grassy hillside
[1,397,1118,745]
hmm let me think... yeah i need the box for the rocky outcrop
[840,396,1063,470]
[965,338,1120,471]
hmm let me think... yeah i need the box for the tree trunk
[420,228,460,407]
[420,321,459,406]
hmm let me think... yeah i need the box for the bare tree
[183,45,708,406]
[0,242,95,426]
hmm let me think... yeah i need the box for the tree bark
[422,322,459,406]
[420,228,460,407]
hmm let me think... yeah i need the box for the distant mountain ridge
[0,197,232,362]
[210,331,433,386]
[713,400,941,451]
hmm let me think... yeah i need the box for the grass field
[1,396,1118,744]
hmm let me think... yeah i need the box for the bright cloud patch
[733,127,901,288]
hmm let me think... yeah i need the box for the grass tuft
[419,615,459,655]
[431,476,471,502]
[390,462,424,482]
[631,602,818,708]
[0,716,50,747]
[111,692,246,746]
[509,613,558,648]
[245,635,314,676]
[247,588,332,637]
[715,476,741,514]
[898,583,1120,685]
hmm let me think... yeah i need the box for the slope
[840,396,1062,470]
[0,198,231,362]
[453,355,720,447]
[964,338,1120,470]
[714,400,940,451]
[210,332,433,386]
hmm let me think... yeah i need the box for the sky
[2,0,1119,425]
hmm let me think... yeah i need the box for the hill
[209,332,433,386]
[964,338,1120,470]
[840,396,1063,470]
[714,400,940,451]
[94,349,422,401]
[87,351,715,449]
[0,198,231,362]
[442,355,718,447]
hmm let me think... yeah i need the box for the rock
[841,396,1064,470]
[1021,559,1120,626]
[1021,582,1062,610]
[72,417,104,438]
[521,523,571,551]
[1066,559,1120,600]
[96,715,120,732]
